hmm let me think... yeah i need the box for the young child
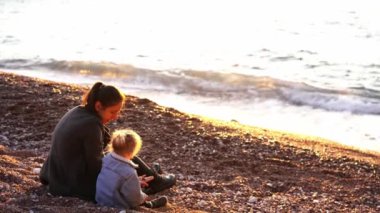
[96,129,168,209]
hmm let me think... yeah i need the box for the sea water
[1,0,379,152]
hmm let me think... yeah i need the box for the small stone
[0,135,9,141]
[177,173,184,180]
[217,139,224,146]
[33,168,41,174]
[197,200,207,207]
[212,192,221,196]
[248,196,258,203]
[1,184,10,191]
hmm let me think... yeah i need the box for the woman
[39,82,176,201]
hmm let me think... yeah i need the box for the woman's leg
[132,156,176,194]
[132,156,155,177]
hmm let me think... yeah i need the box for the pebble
[0,135,9,141]
[32,168,41,174]
[212,192,221,196]
[177,173,185,180]
[197,200,208,207]
[248,196,258,203]
[0,183,10,191]
[185,187,193,193]
[217,139,224,146]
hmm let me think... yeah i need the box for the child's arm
[139,175,154,188]
[117,171,148,209]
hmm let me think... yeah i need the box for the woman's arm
[83,122,104,180]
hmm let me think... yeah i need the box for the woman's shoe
[152,162,163,174]
[143,174,176,195]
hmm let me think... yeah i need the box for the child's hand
[139,175,154,188]
[144,176,154,182]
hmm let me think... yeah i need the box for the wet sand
[0,72,379,212]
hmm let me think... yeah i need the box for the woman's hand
[139,175,154,188]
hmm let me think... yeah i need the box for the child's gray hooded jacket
[96,153,147,209]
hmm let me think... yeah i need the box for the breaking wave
[2,58,380,115]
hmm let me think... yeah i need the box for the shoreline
[2,68,379,154]
[1,72,379,212]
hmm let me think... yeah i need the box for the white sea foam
[2,59,379,115]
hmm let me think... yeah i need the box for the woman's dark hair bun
[82,82,125,113]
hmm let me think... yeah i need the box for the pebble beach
[0,72,379,212]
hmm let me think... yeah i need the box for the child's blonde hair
[109,129,142,158]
